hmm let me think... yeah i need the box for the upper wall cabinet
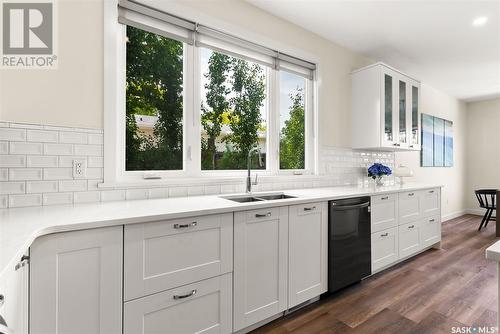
[351,63,421,151]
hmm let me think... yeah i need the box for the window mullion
[185,43,201,177]
[307,76,316,174]
[268,68,280,176]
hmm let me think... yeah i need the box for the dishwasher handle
[331,201,370,211]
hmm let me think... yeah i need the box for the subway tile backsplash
[0,121,394,208]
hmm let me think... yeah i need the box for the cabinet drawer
[398,221,421,259]
[124,213,233,301]
[245,207,281,223]
[371,227,398,272]
[421,188,440,217]
[124,274,232,334]
[420,215,441,248]
[292,202,323,216]
[371,194,397,233]
[398,191,421,224]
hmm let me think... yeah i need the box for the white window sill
[98,173,326,190]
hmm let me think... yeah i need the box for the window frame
[104,0,318,185]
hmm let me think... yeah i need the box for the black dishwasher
[328,197,371,293]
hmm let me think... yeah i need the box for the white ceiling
[247,0,500,102]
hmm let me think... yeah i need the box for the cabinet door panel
[371,227,398,272]
[371,194,398,232]
[124,274,232,334]
[288,202,328,308]
[233,207,288,331]
[420,215,441,248]
[398,77,408,147]
[398,191,421,224]
[381,69,398,148]
[398,222,421,258]
[409,82,420,149]
[124,213,233,301]
[30,227,122,334]
[0,252,29,334]
[421,188,440,218]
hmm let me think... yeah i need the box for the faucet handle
[252,174,258,185]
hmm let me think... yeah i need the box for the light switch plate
[73,159,87,178]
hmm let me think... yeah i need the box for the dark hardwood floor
[253,214,499,334]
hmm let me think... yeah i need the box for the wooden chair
[475,189,497,231]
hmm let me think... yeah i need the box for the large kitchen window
[200,48,268,171]
[125,26,184,171]
[111,0,316,182]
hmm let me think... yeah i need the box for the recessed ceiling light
[472,16,488,27]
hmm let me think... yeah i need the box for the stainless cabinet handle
[381,233,389,237]
[173,222,197,229]
[393,143,401,147]
[255,212,272,218]
[408,193,415,196]
[381,196,389,200]
[409,145,414,148]
[0,294,4,307]
[303,206,316,211]
[14,255,29,271]
[173,289,197,300]
[429,219,435,222]
[408,225,415,229]
[429,190,435,193]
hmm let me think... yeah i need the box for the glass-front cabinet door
[381,69,398,148]
[351,63,420,151]
[398,78,408,147]
[408,81,420,149]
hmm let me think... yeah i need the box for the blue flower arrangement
[368,163,392,179]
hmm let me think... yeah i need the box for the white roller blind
[196,25,277,68]
[278,54,316,80]
[118,0,196,44]
[117,0,316,77]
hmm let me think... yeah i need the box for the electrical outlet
[73,159,87,178]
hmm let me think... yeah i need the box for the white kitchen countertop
[486,241,500,262]
[0,182,441,278]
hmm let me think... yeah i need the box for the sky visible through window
[280,71,305,129]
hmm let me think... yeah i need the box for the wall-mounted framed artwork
[421,114,453,167]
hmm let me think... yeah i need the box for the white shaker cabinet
[398,190,421,224]
[371,194,398,233]
[398,221,421,259]
[352,62,420,151]
[233,207,289,331]
[30,226,122,334]
[124,213,233,301]
[421,188,441,218]
[371,227,399,272]
[0,252,29,334]
[372,187,442,273]
[124,273,232,334]
[288,202,328,308]
[420,215,442,248]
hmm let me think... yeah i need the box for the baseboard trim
[465,208,487,216]
[442,210,467,221]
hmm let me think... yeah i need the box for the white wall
[0,0,103,128]
[0,0,470,216]
[464,98,500,211]
[1,0,373,147]
[395,84,467,219]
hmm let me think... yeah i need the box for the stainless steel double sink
[221,193,297,203]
